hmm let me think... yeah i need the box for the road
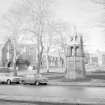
[0,84,105,104]
[0,101,70,105]
[0,84,105,99]
[0,102,76,105]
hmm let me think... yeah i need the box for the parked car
[20,74,48,86]
[0,73,22,85]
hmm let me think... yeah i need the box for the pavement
[0,85,104,104]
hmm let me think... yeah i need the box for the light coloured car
[0,73,22,85]
[20,74,48,86]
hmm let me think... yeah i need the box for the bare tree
[43,21,59,72]
[12,0,54,74]
[52,22,73,72]
[2,0,72,74]
[42,21,71,72]
[43,26,53,72]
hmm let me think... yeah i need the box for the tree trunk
[46,54,49,73]
[64,56,67,73]
[12,40,17,76]
[37,50,43,74]
[36,37,44,74]
[63,49,67,73]
[37,53,41,74]
[46,47,50,73]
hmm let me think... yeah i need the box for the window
[76,46,81,56]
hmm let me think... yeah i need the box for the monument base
[65,57,85,80]
[65,70,85,80]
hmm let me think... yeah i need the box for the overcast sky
[0,0,104,53]
[55,0,105,53]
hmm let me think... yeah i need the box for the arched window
[71,47,73,56]
[76,46,80,56]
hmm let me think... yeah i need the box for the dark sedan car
[20,74,48,86]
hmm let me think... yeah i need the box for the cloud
[0,0,13,16]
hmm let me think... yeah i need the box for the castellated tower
[65,34,85,79]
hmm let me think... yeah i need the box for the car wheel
[7,79,11,85]
[20,80,25,84]
[19,80,23,84]
[35,81,40,86]
[44,83,47,85]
